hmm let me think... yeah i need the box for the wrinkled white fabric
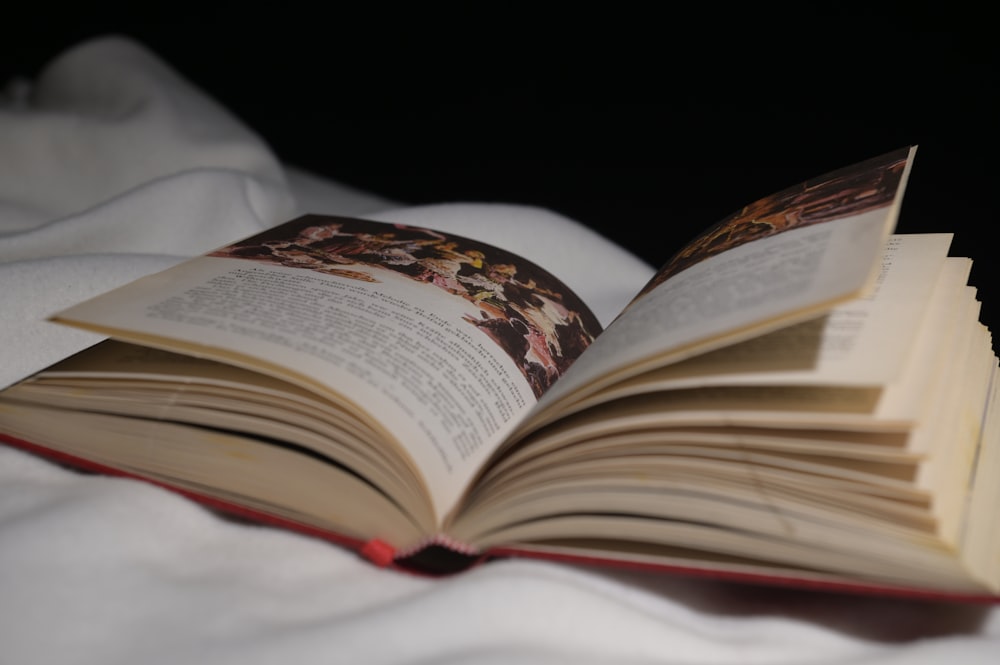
[1,35,998,665]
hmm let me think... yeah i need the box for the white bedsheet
[2,36,998,665]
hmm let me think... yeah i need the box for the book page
[524,147,916,425]
[51,216,603,522]
[574,233,953,395]
[875,258,974,420]
[7,339,440,532]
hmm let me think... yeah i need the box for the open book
[2,146,999,601]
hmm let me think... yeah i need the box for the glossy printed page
[524,147,917,425]
[51,215,603,521]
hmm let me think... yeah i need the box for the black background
[5,7,999,336]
